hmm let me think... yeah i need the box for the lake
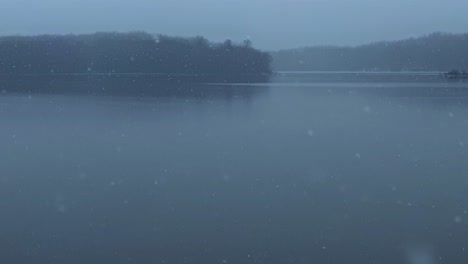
[1,72,468,263]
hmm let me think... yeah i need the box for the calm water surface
[1,73,468,263]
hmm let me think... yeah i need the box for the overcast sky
[1,0,467,50]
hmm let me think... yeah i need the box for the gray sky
[1,0,468,50]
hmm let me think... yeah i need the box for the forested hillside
[0,32,271,81]
[272,33,468,71]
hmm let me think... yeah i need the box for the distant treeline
[0,32,271,81]
[272,33,468,71]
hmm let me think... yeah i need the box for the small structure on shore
[443,70,468,79]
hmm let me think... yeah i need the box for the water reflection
[1,74,468,264]
[0,75,270,99]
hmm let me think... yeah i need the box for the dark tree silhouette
[243,39,253,48]
[0,32,272,82]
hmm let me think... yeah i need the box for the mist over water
[1,73,468,263]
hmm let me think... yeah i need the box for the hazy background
[1,0,468,50]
